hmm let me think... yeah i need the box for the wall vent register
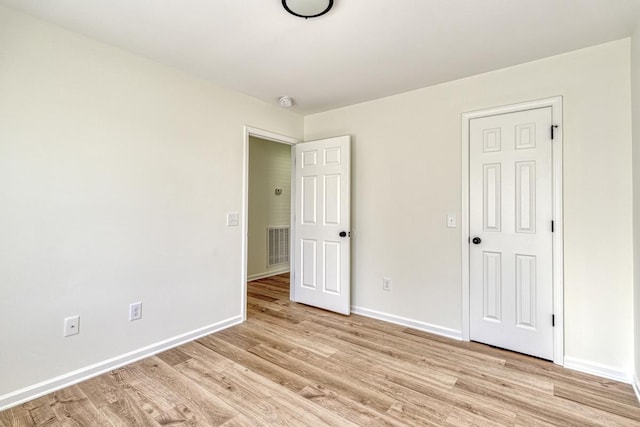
[267,226,290,266]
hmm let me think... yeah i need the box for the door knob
[339,231,348,237]
[472,237,482,245]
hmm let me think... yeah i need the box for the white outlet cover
[64,315,80,337]
[447,213,457,228]
[129,302,142,321]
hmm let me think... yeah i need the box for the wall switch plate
[383,277,392,292]
[64,315,80,337]
[227,212,240,226]
[447,213,457,228]
[129,302,142,321]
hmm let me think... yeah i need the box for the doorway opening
[247,137,292,281]
[242,126,299,321]
[242,127,352,319]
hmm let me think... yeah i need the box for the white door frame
[460,97,564,365]
[242,126,300,321]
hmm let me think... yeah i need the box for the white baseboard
[351,305,462,341]
[247,268,289,282]
[0,315,243,411]
[563,355,632,384]
[633,374,640,404]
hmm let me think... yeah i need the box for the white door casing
[293,136,351,315]
[468,106,556,361]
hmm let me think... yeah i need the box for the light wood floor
[2,274,640,426]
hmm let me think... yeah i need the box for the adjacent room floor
[1,273,639,426]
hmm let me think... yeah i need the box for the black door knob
[472,237,482,245]
[339,231,347,237]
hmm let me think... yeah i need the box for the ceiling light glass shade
[282,0,333,19]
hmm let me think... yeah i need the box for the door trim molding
[242,126,299,321]
[460,97,564,365]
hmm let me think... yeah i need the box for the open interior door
[293,136,350,315]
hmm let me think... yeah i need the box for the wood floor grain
[2,273,639,426]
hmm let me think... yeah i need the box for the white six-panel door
[469,107,554,360]
[293,136,350,315]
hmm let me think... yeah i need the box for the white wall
[632,21,640,388]
[305,40,634,375]
[0,5,302,404]
[1,3,636,407]
[247,137,291,279]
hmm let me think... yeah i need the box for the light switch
[447,213,457,228]
[227,212,240,226]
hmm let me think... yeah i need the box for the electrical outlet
[129,302,142,321]
[447,213,457,228]
[383,277,392,292]
[64,315,80,337]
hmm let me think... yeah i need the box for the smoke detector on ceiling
[279,96,294,107]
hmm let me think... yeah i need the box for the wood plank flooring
[2,273,640,426]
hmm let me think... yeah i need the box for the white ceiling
[2,0,640,114]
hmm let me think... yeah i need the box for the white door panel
[294,136,350,314]
[470,107,554,360]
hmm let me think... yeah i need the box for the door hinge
[551,125,558,140]
[551,220,554,232]
[552,314,555,327]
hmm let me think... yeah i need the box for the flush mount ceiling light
[282,0,334,19]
